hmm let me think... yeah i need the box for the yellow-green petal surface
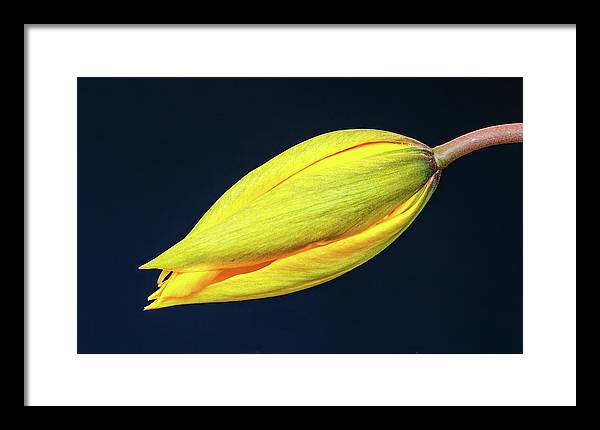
[142,130,435,272]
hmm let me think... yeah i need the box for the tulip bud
[141,129,441,309]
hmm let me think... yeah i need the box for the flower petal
[145,172,440,309]
[187,129,428,235]
[143,141,435,272]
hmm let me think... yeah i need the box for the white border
[26,25,576,406]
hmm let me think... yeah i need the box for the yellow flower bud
[141,129,441,309]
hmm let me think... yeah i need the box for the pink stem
[432,123,523,169]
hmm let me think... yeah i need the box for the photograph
[77,77,523,354]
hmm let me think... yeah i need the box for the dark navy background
[77,78,522,354]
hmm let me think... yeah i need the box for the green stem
[432,123,523,170]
